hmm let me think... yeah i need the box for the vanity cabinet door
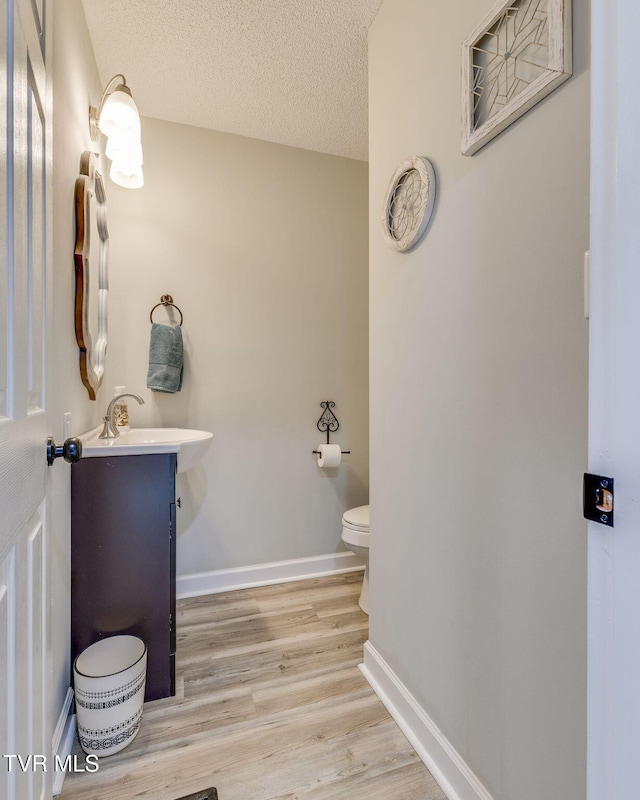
[71,453,177,701]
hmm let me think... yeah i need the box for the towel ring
[150,294,183,326]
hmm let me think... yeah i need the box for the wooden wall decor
[381,156,437,252]
[462,0,572,156]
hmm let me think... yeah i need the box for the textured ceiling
[80,0,383,161]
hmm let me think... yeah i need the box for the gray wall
[368,1,589,799]
[103,118,370,577]
[51,1,368,720]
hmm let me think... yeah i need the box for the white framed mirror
[74,151,108,400]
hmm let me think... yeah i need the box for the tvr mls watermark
[3,754,99,773]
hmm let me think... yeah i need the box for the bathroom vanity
[71,453,177,701]
[71,425,213,702]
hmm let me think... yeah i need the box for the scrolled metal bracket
[317,401,339,443]
[312,401,350,455]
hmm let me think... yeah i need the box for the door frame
[588,0,640,798]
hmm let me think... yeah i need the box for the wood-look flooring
[60,572,446,800]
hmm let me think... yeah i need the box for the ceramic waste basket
[73,635,147,756]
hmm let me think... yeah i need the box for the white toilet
[341,504,370,615]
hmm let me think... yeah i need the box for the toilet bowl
[341,504,370,615]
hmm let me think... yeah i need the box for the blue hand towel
[147,323,184,393]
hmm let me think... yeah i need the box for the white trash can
[73,635,147,757]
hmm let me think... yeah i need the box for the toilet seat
[342,504,369,531]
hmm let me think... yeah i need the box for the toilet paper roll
[316,443,342,468]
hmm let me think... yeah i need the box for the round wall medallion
[381,156,436,252]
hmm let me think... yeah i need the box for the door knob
[47,436,82,466]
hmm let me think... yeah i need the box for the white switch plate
[63,412,72,438]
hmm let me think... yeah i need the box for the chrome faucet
[99,392,145,439]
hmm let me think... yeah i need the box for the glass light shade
[98,88,141,138]
[106,132,143,167]
[110,160,144,189]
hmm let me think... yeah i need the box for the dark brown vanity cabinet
[71,453,177,702]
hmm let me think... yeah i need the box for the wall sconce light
[90,74,144,189]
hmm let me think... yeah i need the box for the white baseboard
[360,641,495,800]
[177,551,365,599]
[52,688,76,796]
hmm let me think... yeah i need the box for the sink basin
[79,427,213,473]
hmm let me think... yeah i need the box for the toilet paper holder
[312,401,351,455]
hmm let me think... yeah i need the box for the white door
[588,0,640,798]
[0,1,51,799]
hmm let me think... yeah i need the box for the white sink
[79,427,213,473]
